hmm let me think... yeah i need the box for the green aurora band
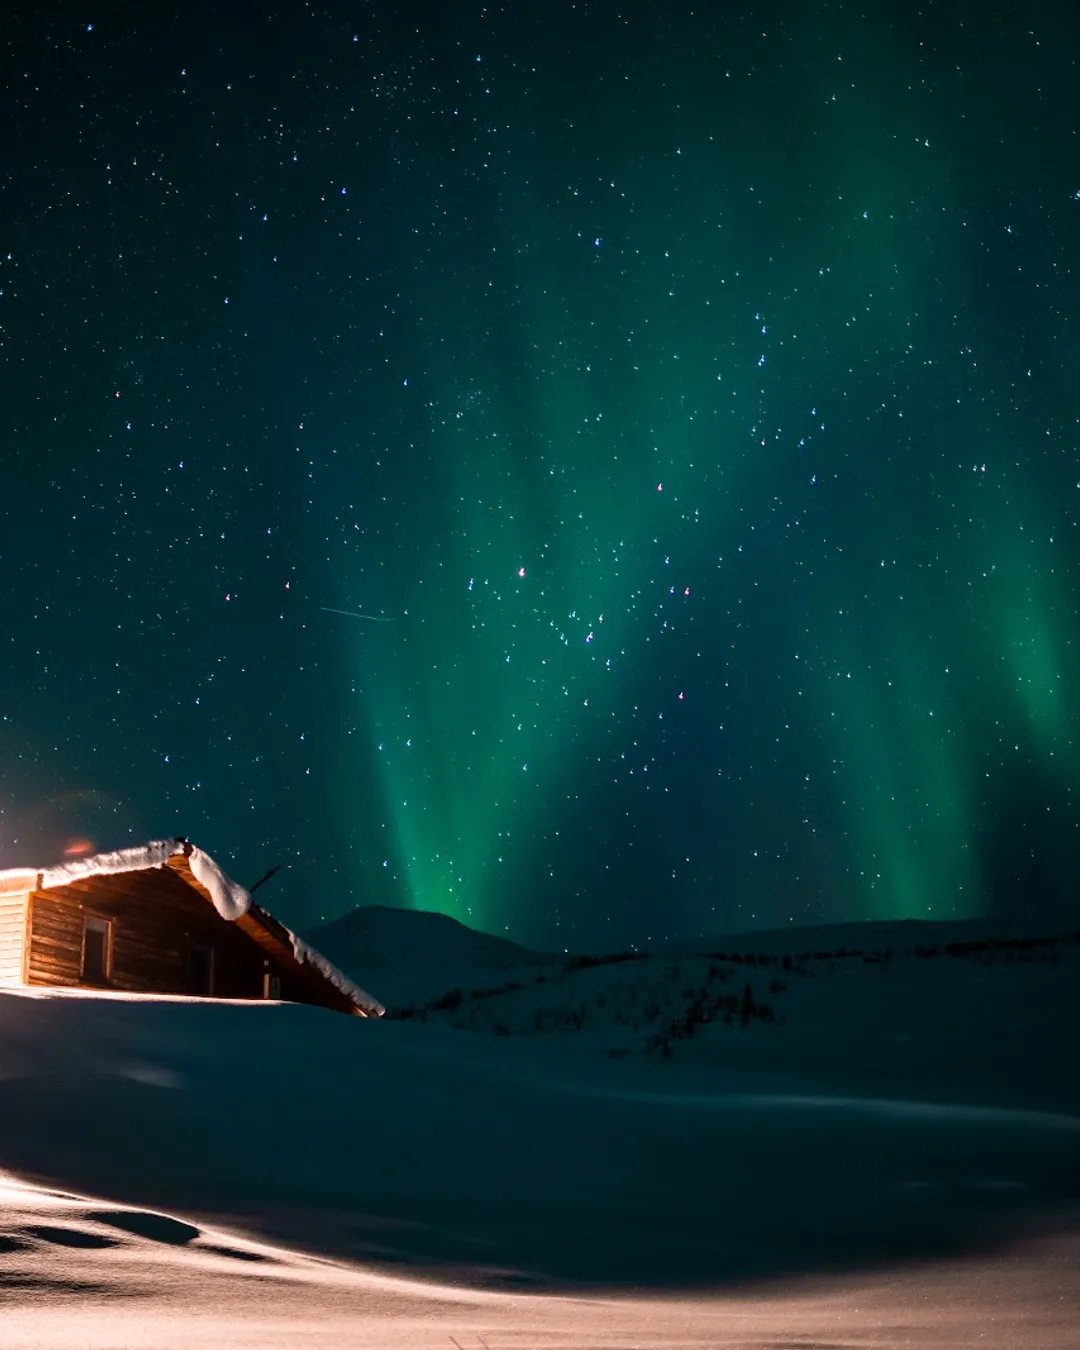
[319,3,1079,944]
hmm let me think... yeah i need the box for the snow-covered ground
[1,915,1078,1347]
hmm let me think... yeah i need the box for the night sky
[3,2,1079,949]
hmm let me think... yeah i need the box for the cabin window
[262,971,282,1000]
[186,947,214,997]
[81,917,111,984]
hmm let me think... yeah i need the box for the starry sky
[2,1,1079,949]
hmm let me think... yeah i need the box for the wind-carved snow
[188,845,252,922]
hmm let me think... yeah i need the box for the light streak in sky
[320,607,394,622]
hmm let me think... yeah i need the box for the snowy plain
[0,911,1077,1348]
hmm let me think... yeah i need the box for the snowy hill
[302,907,1080,1112]
[387,918,1080,1112]
[299,903,543,1007]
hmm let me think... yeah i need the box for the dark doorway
[186,946,214,996]
[81,918,110,984]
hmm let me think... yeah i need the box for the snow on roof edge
[40,839,181,889]
[0,868,39,893]
[287,929,386,1017]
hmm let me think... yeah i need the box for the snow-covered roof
[26,839,251,920]
[286,930,386,1018]
[0,837,383,1017]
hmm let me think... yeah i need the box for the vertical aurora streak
[319,3,1080,945]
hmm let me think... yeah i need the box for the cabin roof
[0,838,384,1017]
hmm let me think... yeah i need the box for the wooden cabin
[0,838,383,1018]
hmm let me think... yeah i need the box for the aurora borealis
[3,2,1078,947]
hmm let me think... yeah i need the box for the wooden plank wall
[26,869,272,998]
[25,891,83,985]
[0,890,29,987]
